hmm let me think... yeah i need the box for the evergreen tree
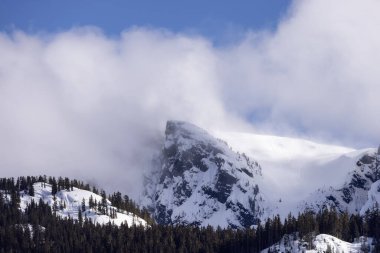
[78,207,83,225]
[51,178,58,195]
[101,191,107,215]
[340,211,350,241]
[89,195,94,209]
[349,215,360,242]
[82,198,86,212]
[28,184,34,196]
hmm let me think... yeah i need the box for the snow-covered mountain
[142,121,271,228]
[142,120,380,227]
[18,182,147,227]
[213,131,367,216]
[262,234,374,253]
[299,148,380,215]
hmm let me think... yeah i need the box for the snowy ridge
[262,234,374,253]
[142,121,271,228]
[213,130,376,217]
[298,149,380,215]
[19,182,147,227]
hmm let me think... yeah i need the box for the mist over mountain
[2,0,380,201]
[1,120,380,252]
[142,121,267,228]
[140,121,380,228]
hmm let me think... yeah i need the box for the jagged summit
[164,120,233,157]
[163,120,260,174]
[142,120,268,228]
[165,120,209,141]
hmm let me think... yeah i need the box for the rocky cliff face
[299,148,380,215]
[142,121,269,228]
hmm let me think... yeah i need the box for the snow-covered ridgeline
[262,234,374,253]
[298,149,380,216]
[213,130,376,217]
[18,182,147,227]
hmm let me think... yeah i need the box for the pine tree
[340,211,350,241]
[89,195,94,209]
[349,215,360,242]
[10,190,20,209]
[52,195,58,215]
[51,178,58,195]
[82,198,86,212]
[28,184,34,197]
[101,191,107,215]
[78,207,83,225]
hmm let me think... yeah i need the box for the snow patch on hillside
[19,182,147,227]
[262,234,374,253]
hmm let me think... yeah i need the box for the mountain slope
[214,130,380,217]
[299,148,380,215]
[212,131,373,217]
[142,121,270,228]
[18,182,147,226]
[142,121,379,226]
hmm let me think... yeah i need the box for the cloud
[1,0,380,198]
[218,0,380,147]
[0,27,246,198]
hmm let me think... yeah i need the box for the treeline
[1,198,380,253]
[1,176,380,252]
[0,176,153,224]
[0,176,92,195]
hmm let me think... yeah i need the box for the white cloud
[1,0,380,198]
[218,0,380,146]
[0,27,245,198]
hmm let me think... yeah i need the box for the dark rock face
[341,188,353,204]
[143,121,266,228]
[214,170,238,203]
[155,204,173,225]
[359,154,375,165]
[350,174,368,189]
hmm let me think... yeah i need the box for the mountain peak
[143,121,268,228]
[165,120,201,133]
[165,120,218,148]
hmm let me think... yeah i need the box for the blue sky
[0,0,291,42]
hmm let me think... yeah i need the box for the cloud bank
[1,0,380,197]
[219,0,380,147]
[0,28,240,197]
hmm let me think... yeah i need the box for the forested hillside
[1,176,380,252]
